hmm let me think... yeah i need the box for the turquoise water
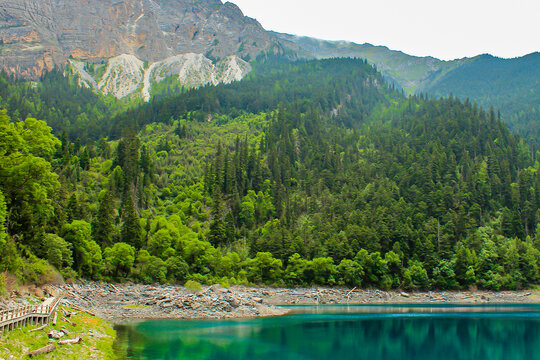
[115,304,540,360]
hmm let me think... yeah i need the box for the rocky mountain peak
[0,0,283,79]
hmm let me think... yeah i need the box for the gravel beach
[44,283,540,323]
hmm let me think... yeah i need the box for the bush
[337,259,363,287]
[165,257,189,283]
[185,280,202,293]
[0,272,7,298]
[403,261,429,290]
[22,256,62,285]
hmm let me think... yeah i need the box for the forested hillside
[0,58,538,293]
[424,53,540,147]
[0,70,124,142]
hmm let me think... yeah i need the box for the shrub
[185,280,202,293]
[0,272,7,298]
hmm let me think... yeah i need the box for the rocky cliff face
[0,0,284,79]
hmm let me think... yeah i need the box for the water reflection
[115,304,540,360]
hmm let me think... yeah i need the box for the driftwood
[400,292,410,298]
[48,330,65,339]
[63,316,77,327]
[58,337,82,345]
[27,344,56,357]
[28,324,47,332]
[67,304,96,317]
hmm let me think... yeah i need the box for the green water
[115,304,540,360]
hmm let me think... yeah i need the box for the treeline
[110,57,396,137]
[425,52,540,148]
[0,57,538,293]
[0,70,122,142]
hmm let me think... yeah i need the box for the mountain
[424,53,540,146]
[272,32,464,94]
[0,0,290,79]
[1,0,537,143]
[275,33,540,144]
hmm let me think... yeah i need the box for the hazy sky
[231,0,540,60]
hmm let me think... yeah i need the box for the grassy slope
[0,305,120,359]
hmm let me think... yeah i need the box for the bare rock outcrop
[0,0,289,79]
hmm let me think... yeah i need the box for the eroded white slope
[68,60,98,91]
[98,54,145,98]
[71,53,252,100]
[214,55,252,84]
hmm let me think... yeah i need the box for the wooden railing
[0,293,64,333]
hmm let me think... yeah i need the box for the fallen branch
[27,344,56,357]
[28,324,47,332]
[67,304,96,317]
[58,337,82,345]
[63,317,76,327]
[346,287,357,298]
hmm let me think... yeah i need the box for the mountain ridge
[0,0,291,79]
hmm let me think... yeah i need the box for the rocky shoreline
[45,283,540,323]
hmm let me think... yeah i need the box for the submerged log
[27,344,56,357]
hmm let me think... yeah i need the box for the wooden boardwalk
[0,294,63,334]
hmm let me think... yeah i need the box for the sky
[231,0,540,60]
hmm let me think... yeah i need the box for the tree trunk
[27,344,56,357]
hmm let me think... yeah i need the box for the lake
[114,304,540,359]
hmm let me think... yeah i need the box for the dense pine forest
[425,53,540,148]
[0,57,538,294]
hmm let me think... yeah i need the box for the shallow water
[115,304,540,360]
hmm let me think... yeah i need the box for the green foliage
[134,250,167,284]
[63,220,102,278]
[432,260,458,290]
[0,56,538,291]
[43,234,73,270]
[103,242,136,279]
[165,257,189,283]
[337,259,364,287]
[0,272,7,298]
[403,262,430,290]
[0,111,60,250]
[185,280,202,293]
[425,53,540,146]
[247,252,282,284]
[0,189,8,268]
